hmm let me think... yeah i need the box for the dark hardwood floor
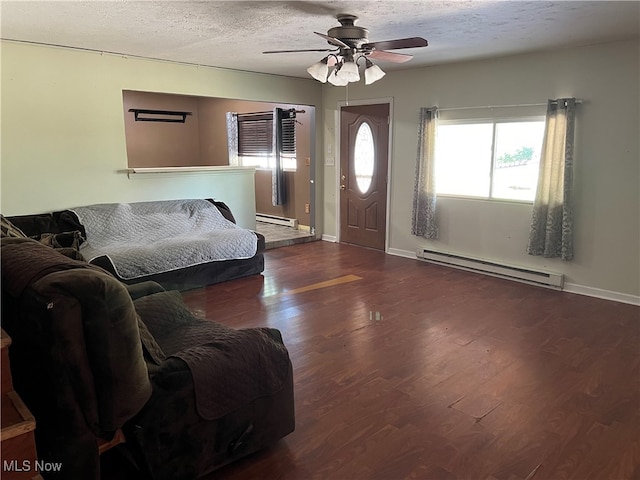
[104,241,639,479]
[182,241,639,480]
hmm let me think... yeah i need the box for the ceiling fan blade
[314,31,350,49]
[368,50,413,63]
[363,37,428,51]
[263,48,335,54]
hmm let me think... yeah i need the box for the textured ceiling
[1,1,639,79]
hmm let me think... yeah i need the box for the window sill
[436,193,534,205]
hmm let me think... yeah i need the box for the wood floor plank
[166,242,639,479]
[282,274,363,296]
[186,242,640,480]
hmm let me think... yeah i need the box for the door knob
[340,184,346,190]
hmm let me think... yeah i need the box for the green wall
[321,40,639,301]
[2,38,638,301]
[0,40,323,229]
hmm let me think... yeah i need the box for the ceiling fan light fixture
[307,57,330,83]
[364,59,385,85]
[264,14,428,86]
[327,67,349,86]
[339,58,360,83]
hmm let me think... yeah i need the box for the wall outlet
[304,203,310,214]
[305,157,311,166]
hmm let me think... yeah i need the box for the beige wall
[322,40,640,300]
[123,90,202,168]
[0,40,323,229]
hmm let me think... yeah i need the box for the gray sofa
[7,199,265,291]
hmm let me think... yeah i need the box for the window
[237,111,297,170]
[435,118,545,202]
[354,121,375,193]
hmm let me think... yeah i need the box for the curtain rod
[234,108,305,116]
[437,99,583,112]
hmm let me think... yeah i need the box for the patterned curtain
[411,107,439,238]
[225,112,239,166]
[527,98,576,260]
[272,107,287,206]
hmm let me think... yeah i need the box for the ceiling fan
[263,14,428,85]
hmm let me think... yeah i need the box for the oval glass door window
[354,122,375,193]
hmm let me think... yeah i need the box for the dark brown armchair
[1,236,294,479]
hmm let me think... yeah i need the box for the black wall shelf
[129,109,192,123]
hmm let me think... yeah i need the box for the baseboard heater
[256,214,298,229]
[416,248,564,290]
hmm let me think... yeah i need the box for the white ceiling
[2,1,639,79]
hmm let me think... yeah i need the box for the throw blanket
[74,199,257,279]
[134,290,291,420]
[1,237,99,297]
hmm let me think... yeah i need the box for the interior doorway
[339,103,390,250]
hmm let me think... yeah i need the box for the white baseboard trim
[563,283,640,306]
[322,234,337,243]
[386,248,416,259]
[387,248,639,306]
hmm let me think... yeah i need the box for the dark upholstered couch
[7,199,266,292]
[0,235,294,479]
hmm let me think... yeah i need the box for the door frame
[334,97,394,251]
